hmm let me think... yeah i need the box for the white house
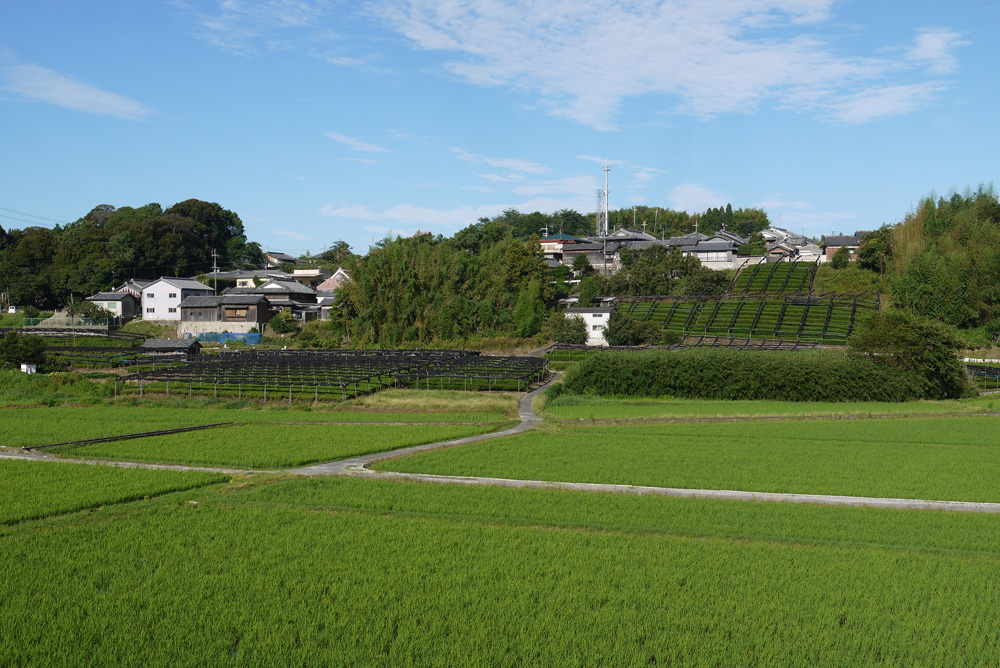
[142,277,213,321]
[565,306,615,346]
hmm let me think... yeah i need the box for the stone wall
[177,321,258,337]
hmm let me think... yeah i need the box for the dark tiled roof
[140,339,201,351]
[825,235,859,247]
[220,295,270,305]
[179,296,223,308]
[87,292,132,301]
[684,241,738,252]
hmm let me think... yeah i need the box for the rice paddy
[6,382,1000,665]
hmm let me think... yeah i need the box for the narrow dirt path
[286,377,548,475]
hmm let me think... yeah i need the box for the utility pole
[211,248,219,295]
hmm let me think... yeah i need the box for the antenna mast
[602,161,612,236]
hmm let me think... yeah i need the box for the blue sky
[1,1,997,256]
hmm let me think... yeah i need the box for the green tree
[572,254,594,276]
[268,310,300,334]
[604,309,658,346]
[0,331,47,370]
[542,311,587,344]
[848,309,974,399]
[831,246,851,269]
[577,277,599,307]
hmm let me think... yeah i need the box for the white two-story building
[142,277,213,321]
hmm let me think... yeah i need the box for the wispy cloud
[320,204,381,219]
[511,176,596,198]
[449,148,549,174]
[908,28,969,74]
[0,50,152,120]
[668,183,729,213]
[324,131,390,153]
[376,0,966,128]
[321,194,599,232]
[823,82,946,124]
[179,0,331,56]
[273,229,313,241]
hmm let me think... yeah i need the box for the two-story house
[142,277,213,321]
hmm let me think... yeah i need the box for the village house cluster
[85,253,351,335]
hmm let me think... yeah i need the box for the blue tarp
[194,332,262,345]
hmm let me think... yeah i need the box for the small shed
[139,339,202,357]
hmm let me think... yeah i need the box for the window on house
[168,308,177,313]
[592,325,601,330]
[146,307,155,313]
[147,293,155,298]
[168,292,177,299]
[593,313,603,318]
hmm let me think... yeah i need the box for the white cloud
[320,204,381,219]
[511,175,596,197]
[668,183,729,213]
[824,83,946,124]
[449,148,549,174]
[382,203,507,227]
[908,28,969,75]
[182,0,330,55]
[479,173,524,183]
[376,0,962,128]
[320,195,599,233]
[273,229,313,241]
[324,131,390,153]
[0,51,152,120]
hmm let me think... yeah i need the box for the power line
[0,206,70,225]
[0,213,49,227]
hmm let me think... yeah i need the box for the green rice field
[7,384,1000,665]
[53,422,509,469]
[543,393,1000,420]
[377,417,1000,502]
[0,459,225,525]
[4,474,1000,666]
[0,405,512,449]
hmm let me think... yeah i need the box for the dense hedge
[561,348,927,402]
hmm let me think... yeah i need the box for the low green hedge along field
[377,417,1000,502]
[55,423,510,468]
[4,475,1000,666]
[0,459,225,525]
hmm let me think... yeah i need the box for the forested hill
[886,187,1000,330]
[0,200,263,308]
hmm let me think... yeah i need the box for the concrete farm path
[8,371,1000,515]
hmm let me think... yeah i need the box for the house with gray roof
[86,291,138,320]
[142,277,214,321]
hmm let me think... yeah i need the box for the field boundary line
[344,469,1000,514]
[287,375,552,476]
[0,449,265,475]
[23,422,237,451]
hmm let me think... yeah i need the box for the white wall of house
[566,307,614,346]
[142,279,213,321]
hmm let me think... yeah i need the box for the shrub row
[561,348,926,402]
